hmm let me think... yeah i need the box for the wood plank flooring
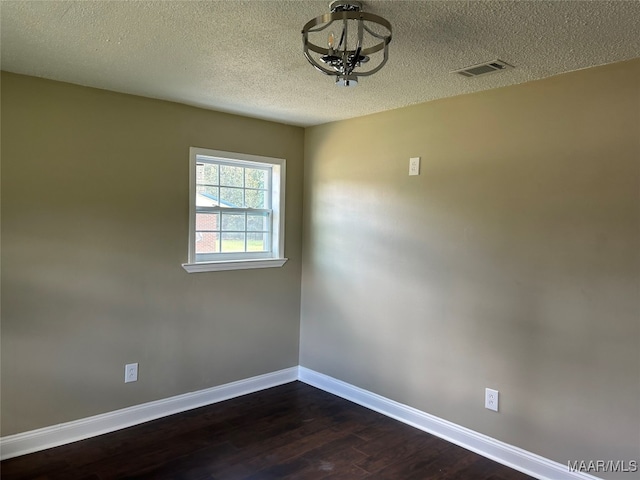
[1,381,533,479]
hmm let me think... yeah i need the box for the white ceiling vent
[452,59,514,78]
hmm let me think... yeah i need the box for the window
[182,147,287,273]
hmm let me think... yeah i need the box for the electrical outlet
[485,388,499,412]
[125,363,138,383]
[409,157,420,176]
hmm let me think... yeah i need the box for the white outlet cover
[485,388,499,412]
[125,363,138,383]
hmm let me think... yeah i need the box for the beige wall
[301,59,640,478]
[0,72,304,436]
[2,59,639,476]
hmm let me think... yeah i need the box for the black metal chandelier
[302,1,392,87]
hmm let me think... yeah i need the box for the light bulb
[327,31,336,50]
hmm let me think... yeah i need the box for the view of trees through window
[194,159,271,255]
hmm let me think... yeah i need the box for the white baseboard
[0,366,299,461]
[298,367,602,480]
[0,365,605,480]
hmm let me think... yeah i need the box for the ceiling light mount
[302,1,392,87]
[329,1,362,13]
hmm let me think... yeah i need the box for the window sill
[182,258,288,273]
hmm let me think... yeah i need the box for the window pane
[221,232,245,252]
[196,162,219,185]
[195,232,220,254]
[245,168,268,189]
[189,149,283,266]
[220,187,243,207]
[196,186,219,206]
[221,212,245,231]
[245,189,267,209]
[195,212,219,231]
[247,233,268,252]
[247,212,269,232]
[220,165,243,187]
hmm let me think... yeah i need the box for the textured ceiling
[1,1,640,127]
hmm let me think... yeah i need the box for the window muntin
[185,148,286,269]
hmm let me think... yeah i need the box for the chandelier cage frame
[301,1,392,86]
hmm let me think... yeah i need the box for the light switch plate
[409,157,420,176]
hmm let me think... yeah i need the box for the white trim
[0,365,606,480]
[298,367,603,480]
[187,147,286,269]
[0,367,298,461]
[182,257,288,273]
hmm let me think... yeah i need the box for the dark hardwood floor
[1,381,533,479]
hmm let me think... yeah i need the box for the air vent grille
[453,59,514,78]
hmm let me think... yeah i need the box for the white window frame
[182,147,287,273]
